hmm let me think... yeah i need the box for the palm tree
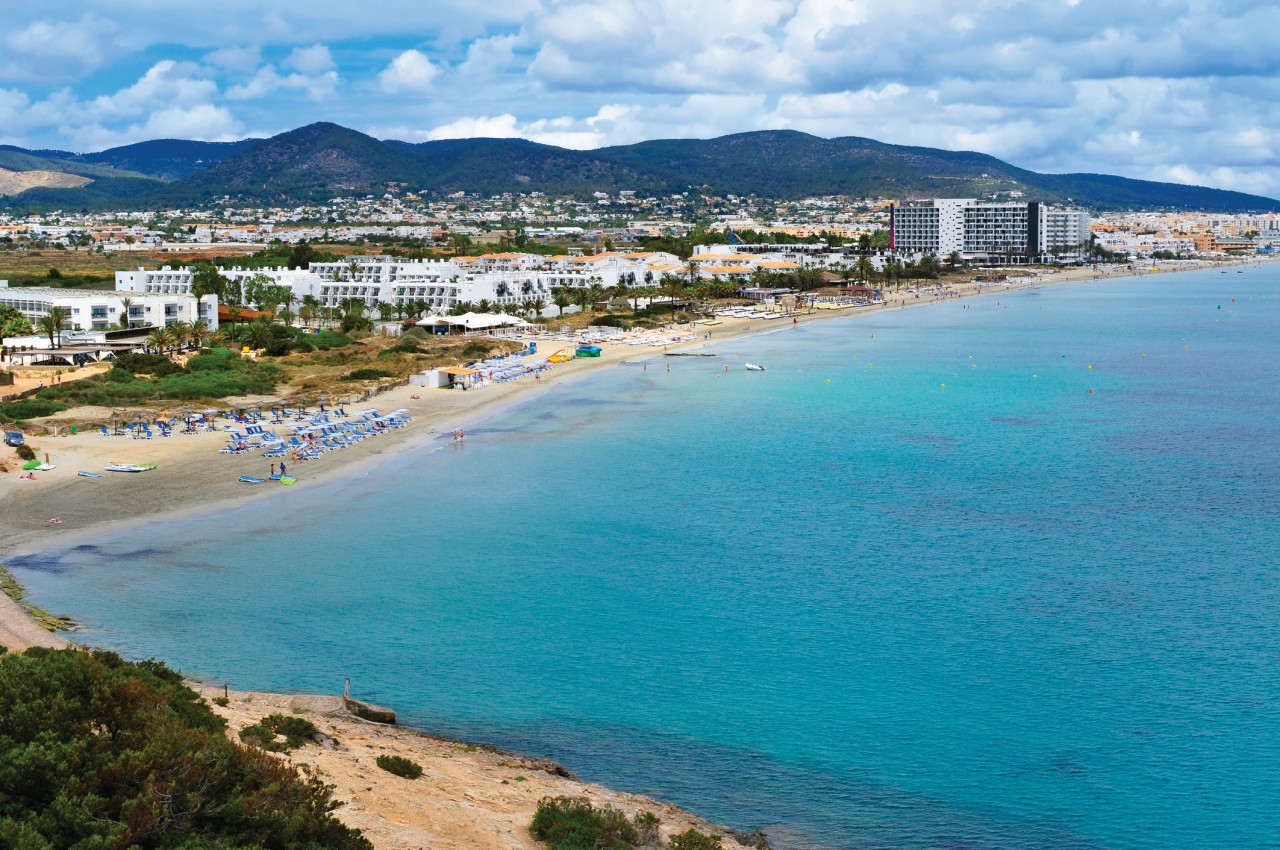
[476,299,493,314]
[189,319,211,349]
[301,295,320,327]
[36,306,69,348]
[661,274,686,322]
[246,320,274,351]
[855,255,874,285]
[298,305,315,328]
[586,282,606,312]
[119,297,135,329]
[168,320,193,350]
[146,326,171,355]
[571,287,592,314]
[551,287,573,317]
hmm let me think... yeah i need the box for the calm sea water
[13,268,1280,850]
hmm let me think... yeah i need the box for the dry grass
[266,332,525,402]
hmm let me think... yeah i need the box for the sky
[1,0,1278,196]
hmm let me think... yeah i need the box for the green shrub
[633,811,660,844]
[212,696,229,707]
[0,399,68,422]
[591,314,630,328]
[264,339,292,357]
[400,326,429,341]
[186,348,240,372]
[290,337,316,353]
[377,341,423,358]
[114,352,181,376]
[341,314,374,334]
[375,754,424,779]
[238,713,320,753]
[344,368,393,381]
[0,649,371,849]
[105,368,135,383]
[462,342,494,360]
[310,331,355,350]
[14,443,36,461]
[668,830,723,850]
[530,796,640,850]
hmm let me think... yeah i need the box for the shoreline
[0,256,1267,849]
[6,258,1252,564]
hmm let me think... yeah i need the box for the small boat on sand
[744,363,767,371]
[77,470,102,478]
[105,463,157,473]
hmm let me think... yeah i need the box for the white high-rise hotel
[894,199,1092,259]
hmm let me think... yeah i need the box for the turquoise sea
[12,268,1280,850]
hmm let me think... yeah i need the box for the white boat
[77,470,102,478]
[104,463,157,473]
[745,363,766,371]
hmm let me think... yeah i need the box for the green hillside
[1,124,1276,212]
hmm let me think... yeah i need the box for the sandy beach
[0,256,1264,849]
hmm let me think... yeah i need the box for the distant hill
[1,123,1276,212]
[79,138,263,180]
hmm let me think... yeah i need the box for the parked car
[4,431,24,447]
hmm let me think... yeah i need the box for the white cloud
[68,105,244,150]
[204,45,263,73]
[226,65,340,101]
[285,44,336,75]
[378,50,440,94]
[0,16,119,83]
[84,61,219,122]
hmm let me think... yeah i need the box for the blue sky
[2,0,1279,195]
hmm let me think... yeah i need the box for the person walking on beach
[280,462,287,477]
[271,463,276,477]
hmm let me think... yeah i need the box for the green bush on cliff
[238,712,321,752]
[531,796,669,850]
[668,829,723,850]
[375,754,424,779]
[0,648,371,850]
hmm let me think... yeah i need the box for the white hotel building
[894,199,1091,260]
[116,252,684,314]
[0,281,217,333]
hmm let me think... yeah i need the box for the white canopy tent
[416,312,532,331]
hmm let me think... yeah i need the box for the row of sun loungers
[219,409,411,460]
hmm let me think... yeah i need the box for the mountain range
[1,122,1276,213]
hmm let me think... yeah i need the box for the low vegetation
[24,347,280,410]
[238,712,321,753]
[0,648,371,849]
[375,754,424,779]
[530,796,720,850]
[344,368,395,381]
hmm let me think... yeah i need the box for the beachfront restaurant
[416,312,532,335]
[411,366,480,389]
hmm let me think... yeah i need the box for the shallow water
[15,269,1280,849]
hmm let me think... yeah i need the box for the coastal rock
[344,696,397,724]
[727,828,773,850]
